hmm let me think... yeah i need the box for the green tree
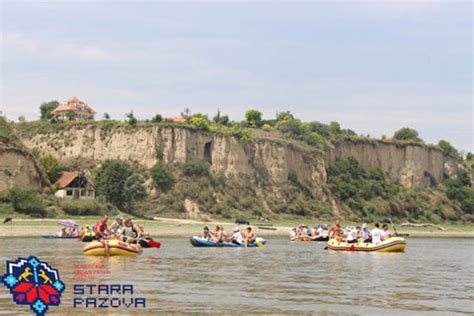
[466,152,473,161]
[151,161,174,192]
[95,160,146,211]
[393,127,422,142]
[213,109,230,125]
[461,196,474,214]
[9,187,47,217]
[275,111,294,123]
[245,109,263,127]
[40,101,60,120]
[151,114,163,123]
[262,123,272,132]
[38,154,63,183]
[328,121,342,135]
[190,115,210,132]
[122,173,147,209]
[103,113,111,120]
[126,111,137,125]
[438,140,459,158]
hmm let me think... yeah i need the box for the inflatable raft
[190,236,266,247]
[327,237,406,252]
[42,235,77,239]
[293,235,329,242]
[83,240,142,256]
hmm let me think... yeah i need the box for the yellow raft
[83,240,142,256]
[327,237,406,252]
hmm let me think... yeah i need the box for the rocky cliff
[18,123,460,189]
[325,139,459,188]
[20,124,327,189]
[0,137,47,191]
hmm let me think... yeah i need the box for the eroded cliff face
[326,139,459,188]
[19,124,460,189]
[0,138,46,191]
[21,125,328,189]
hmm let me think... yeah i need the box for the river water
[0,237,473,315]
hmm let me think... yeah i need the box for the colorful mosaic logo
[1,256,65,316]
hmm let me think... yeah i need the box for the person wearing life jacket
[109,215,125,239]
[80,224,94,242]
[122,218,142,243]
[94,215,109,240]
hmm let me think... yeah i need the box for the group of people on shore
[202,225,257,245]
[328,220,396,244]
[289,224,326,241]
[88,214,150,244]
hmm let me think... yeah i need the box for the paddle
[146,240,161,248]
[255,240,265,248]
[389,217,398,236]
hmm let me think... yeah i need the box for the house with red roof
[164,117,187,123]
[54,171,95,199]
[51,97,96,120]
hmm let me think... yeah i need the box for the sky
[1,1,472,152]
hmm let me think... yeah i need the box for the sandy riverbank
[0,217,473,238]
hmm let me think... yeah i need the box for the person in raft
[381,223,396,240]
[202,226,212,240]
[109,215,125,239]
[209,225,222,243]
[314,225,324,236]
[122,218,143,243]
[359,223,371,242]
[328,220,344,241]
[94,215,109,240]
[242,227,257,244]
[231,227,243,245]
[346,226,360,244]
[370,223,382,244]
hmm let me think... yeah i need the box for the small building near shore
[54,171,95,199]
[51,97,96,120]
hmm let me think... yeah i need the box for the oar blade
[147,240,161,248]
